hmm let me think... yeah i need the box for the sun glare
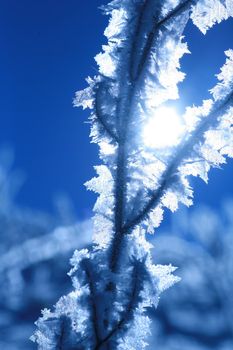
[143,106,184,149]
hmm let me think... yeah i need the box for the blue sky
[0,0,233,220]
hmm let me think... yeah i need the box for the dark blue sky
[0,1,233,220]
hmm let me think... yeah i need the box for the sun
[143,106,184,149]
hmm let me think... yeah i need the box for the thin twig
[123,92,233,234]
[82,259,101,344]
[95,261,144,349]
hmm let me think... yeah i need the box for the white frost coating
[74,87,93,109]
[150,264,180,295]
[117,315,151,350]
[157,39,189,102]
[74,77,96,110]
[99,140,116,155]
[183,99,213,132]
[104,8,127,40]
[92,214,114,248]
[162,191,179,212]
[211,49,233,100]
[95,44,116,77]
[69,249,90,275]
[94,7,127,77]
[191,0,233,34]
[180,50,233,186]
[147,206,164,234]
[85,165,113,194]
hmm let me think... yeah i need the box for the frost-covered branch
[81,259,102,344]
[34,0,233,349]
[94,259,145,349]
[124,89,233,233]
[130,0,195,81]
[94,82,119,143]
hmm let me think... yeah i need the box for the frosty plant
[33,1,233,349]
